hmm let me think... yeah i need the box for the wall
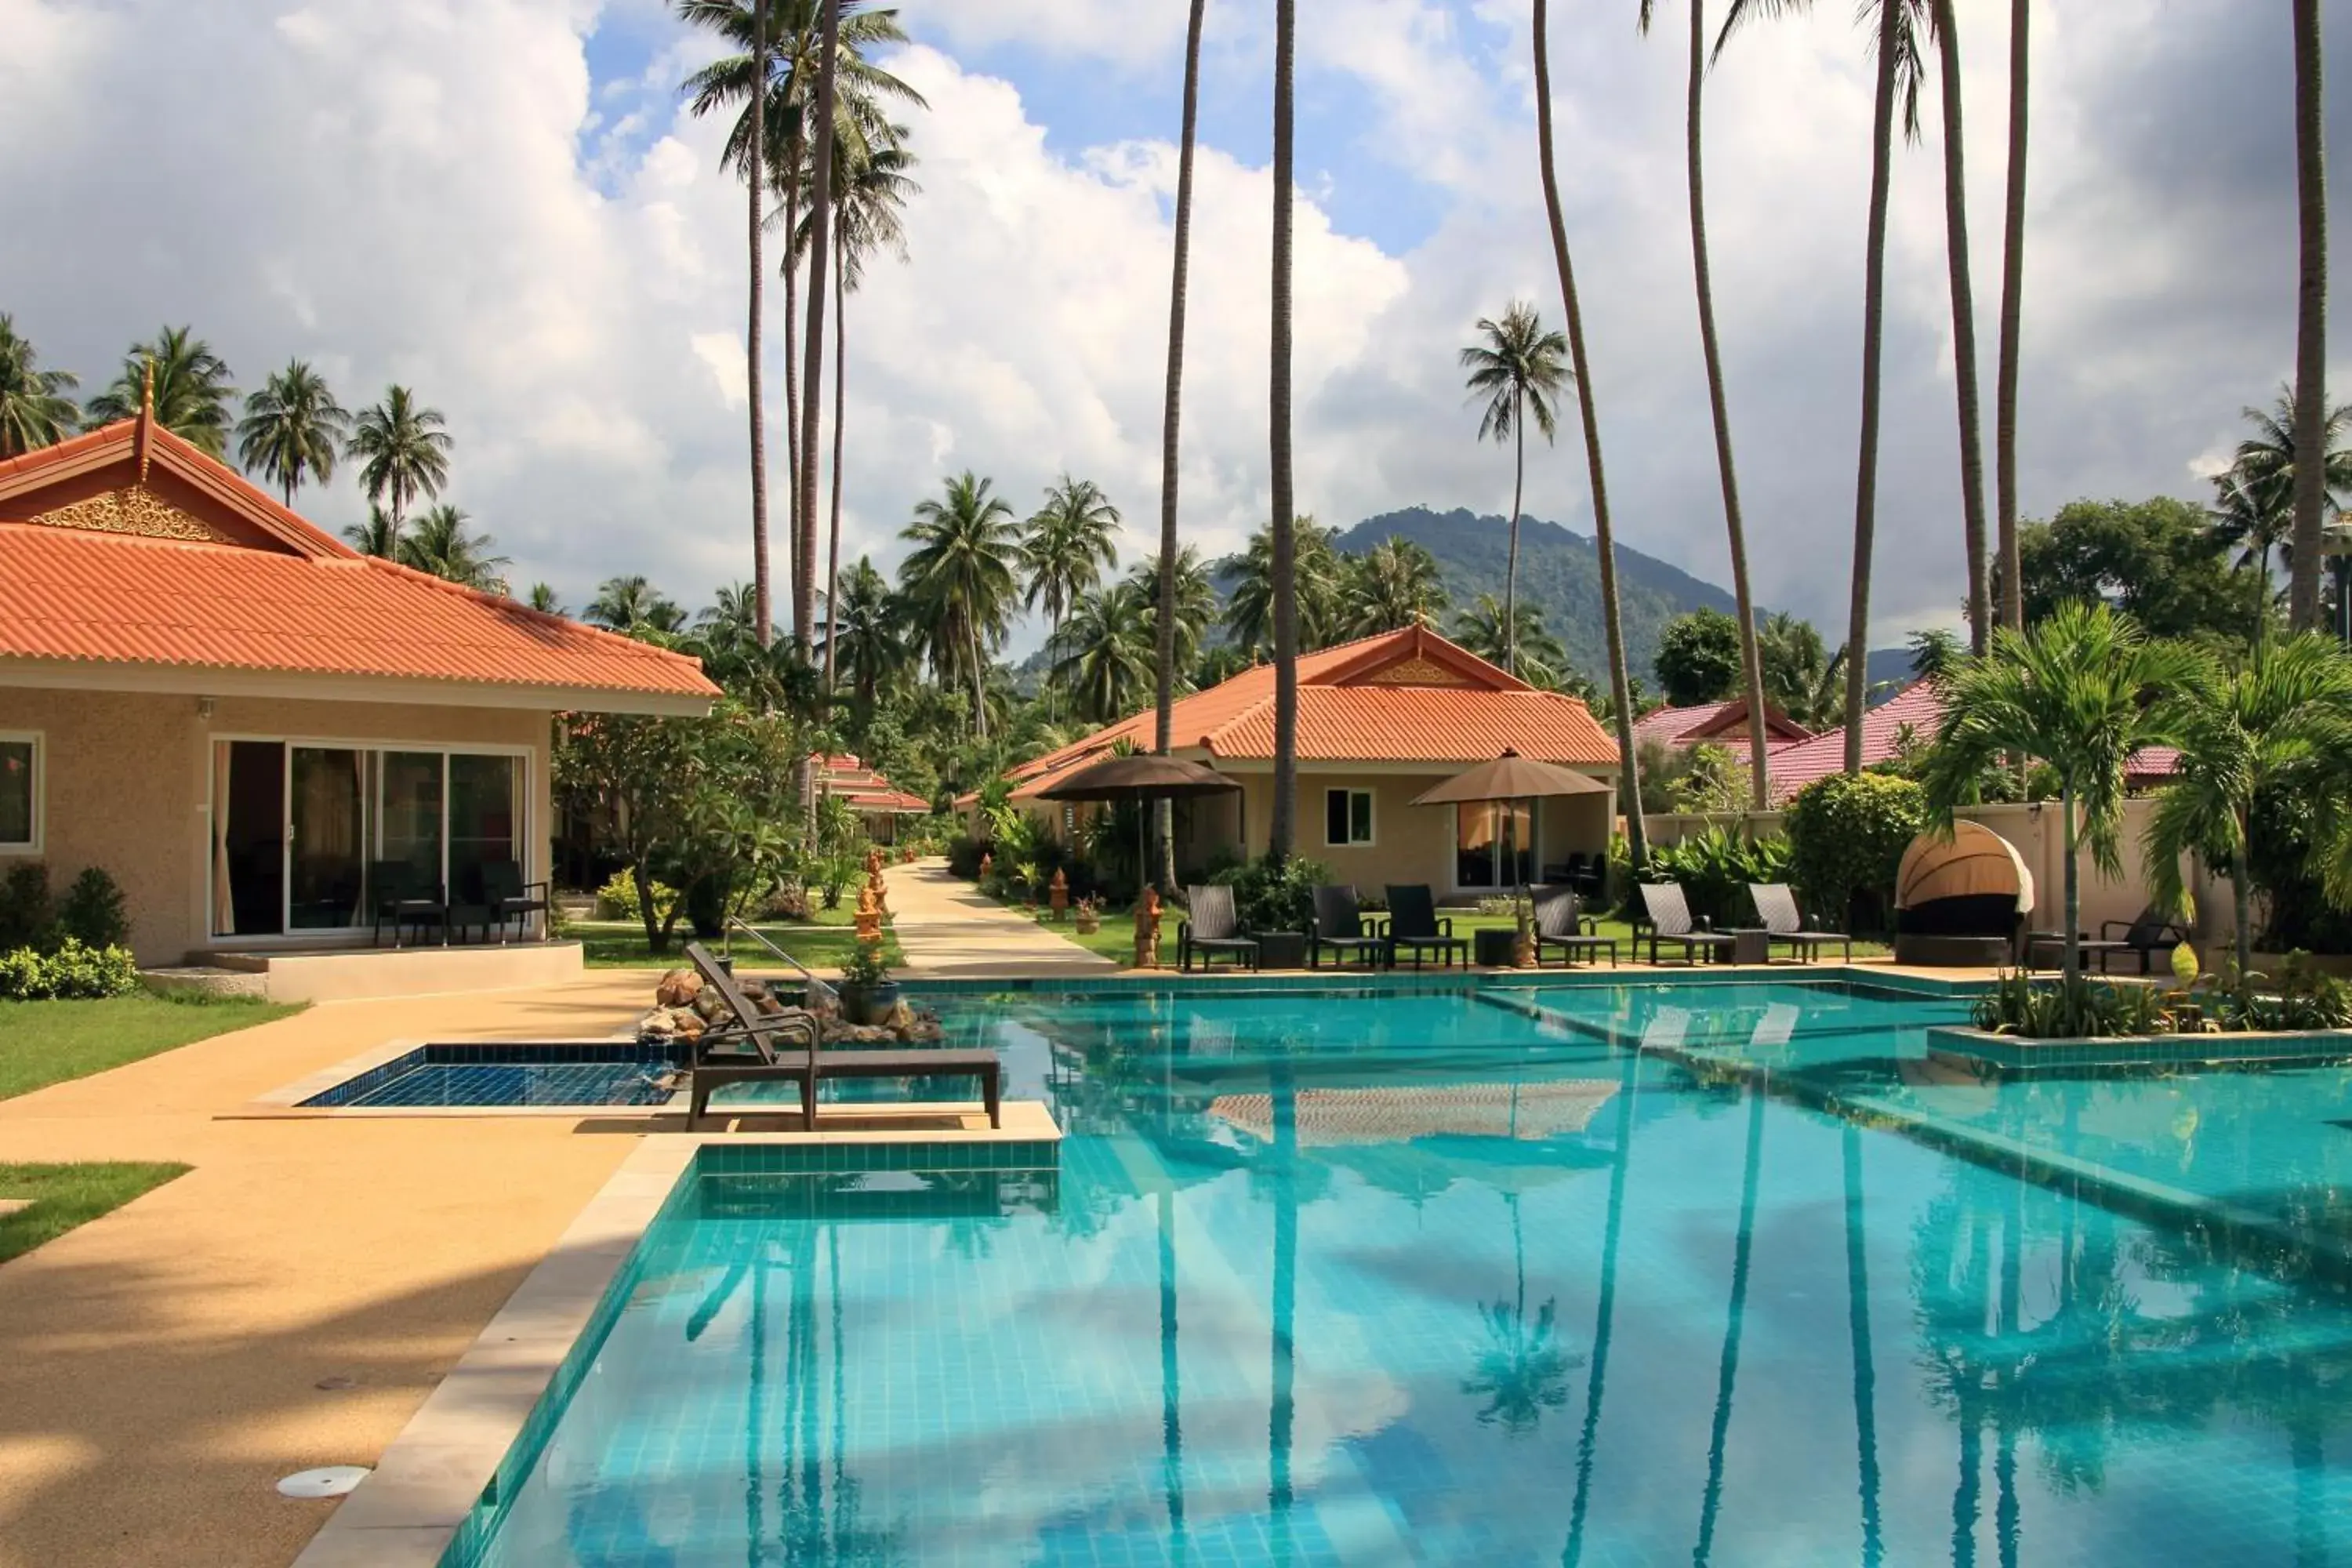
[0,685,550,966]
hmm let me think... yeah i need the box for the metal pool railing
[724,916,841,1007]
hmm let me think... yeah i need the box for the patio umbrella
[1411,750,1610,957]
[1036,753,1241,898]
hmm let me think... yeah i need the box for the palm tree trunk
[2236,804,2256,981]
[1505,389,1524,677]
[1843,1123,1885,1566]
[1533,0,1647,867]
[1845,0,1903,773]
[783,170,804,628]
[1694,1083,1764,1563]
[1684,0,1772,809]
[2061,780,2081,982]
[822,232,847,697]
[969,616,989,742]
[796,2,840,664]
[1994,0,2028,635]
[1268,0,1299,861]
[1156,0,1208,897]
[2288,0,2330,630]
[1934,0,1993,655]
[748,0,771,649]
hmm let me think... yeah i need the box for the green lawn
[575,920,904,973]
[0,1162,191,1267]
[0,994,301,1102]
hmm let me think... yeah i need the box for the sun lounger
[1309,885,1388,970]
[1383,884,1468,970]
[1178,884,1261,972]
[1636,883,1735,967]
[1532,886,1617,967]
[1748,883,1852,964]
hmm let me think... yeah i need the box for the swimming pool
[448,978,2352,1566]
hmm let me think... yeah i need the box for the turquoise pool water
[456,978,2352,1566]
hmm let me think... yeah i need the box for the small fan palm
[85,325,237,456]
[237,361,350,508]
[1461,302,1570,675]
[396,504,510,593]
[0,315,79,458]
[347,387,452,543]
[1342,535,1450,636]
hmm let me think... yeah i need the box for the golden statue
[1132,886,1163,970]
[854,878,884,945]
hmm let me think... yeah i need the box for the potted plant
[1073,895,1102,935]
[837,940,899,1027]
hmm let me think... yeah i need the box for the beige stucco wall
[0,685,550,967]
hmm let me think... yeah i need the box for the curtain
[211,743,234,936]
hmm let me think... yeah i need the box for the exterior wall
[0,684,550,967]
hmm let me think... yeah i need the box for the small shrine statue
[1048,867,1069,920]
[979,850,993,882]
[865,848,884,878]
[1131,885,1163,970]
[854,878,884,945]
[863,852,889,916]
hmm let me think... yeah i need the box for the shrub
[946,833,988,880]
[840,939,891,988]
[57,867,131,951]
[1640,826,1794,928]
[1784,773,1925,934]
[1208,854,1331,933]
[0,862,53,952]
[0,938,140,1000]
[594,869,677,924]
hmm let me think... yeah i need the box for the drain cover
[278,1466,370,1499]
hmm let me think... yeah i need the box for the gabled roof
[1631,699,1811,751]
[813,753,930,815]
[0,417,717,712]
[1763,681,1945,804]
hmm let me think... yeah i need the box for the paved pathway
[884,859,1118,978]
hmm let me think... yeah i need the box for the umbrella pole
[1138,802,1149,903]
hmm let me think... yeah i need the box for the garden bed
[1926,1022,2352,1075]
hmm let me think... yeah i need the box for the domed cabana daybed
[1893,822,2035,967]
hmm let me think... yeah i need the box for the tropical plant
[1533,0,1647,864]
[235,361,349,509]
[2288,0,2330,630]
[1754,612,1846,728]
[1341,535,1449,636]
[343,506,397,559]
[1269,0,1301,858]
[1653,608,1744,706]
[900,470,1022,738]
[1919,601,2199,979]
[1460,301,1569,676]
[1127,546,1217,674]
[1641,826,1792,928]
[1022,475,1122,691]
[527,583,568,615]
[2008,495,2268,647]
[1208,852,1330,933]
[347,386,452,543]
[396,504,510,593]
[2227,386,2352,588]
[1154,0,1210,895]
[698,582,762,657]
[1049,580,1156,725]
[1453,594,1573,691]
[588,575,688,634]
[1994,0,2030,636]
[826,556,902,710]
[1224,518,1344,656]
[0,314,78,458]
[1907,626,1965,682]
[1784,771,1926,934]
[85,325,236,456]
[2209,470,2292,609]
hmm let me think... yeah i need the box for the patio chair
[1309,884,1388,971]
[2096,908,2192,975]
[1636,882,1734,967]
[1748,883,1853,964]
[479,859,551,943]
[370,860,448,948]
[682,943,1001,1131]
[1532,886,1617,967]
[1383,884,1468,970]
[1178,885,1261,973]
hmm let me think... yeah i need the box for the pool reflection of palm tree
[1562,1042,1644,1566]
[1462,1189,1577,1433]
[1843,1122,1885,1568]
[1268,1055,1298,1565]
[1692,1083,1766,1565]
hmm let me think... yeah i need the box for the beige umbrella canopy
[1896,820,2037,913]
[1408,749,1613,808]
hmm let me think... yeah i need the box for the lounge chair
[1532,886,1617,967]
[371,860,448,948]
[1748,883,1852,964]
[479,859,550,943]
[1636,882,1735,967]
[682,943,1002,1131]
[1309,885,1388,971]
[1384,884,1468,970]
[2096,909,2193,975]
[1178,885,1261,972]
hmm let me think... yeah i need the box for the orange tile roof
[1763,681,1945,803]
[812,752,930,814]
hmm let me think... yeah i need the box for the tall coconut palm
[1342,536,1449,636]
[2287,0,2330,630]
[1994,0,2030,634]
[2231,385,2352,545]
[1224,519,1344,657]
[1269,0,1301,858]
[589,575,688,634]
[236,361,349,509]
[1927,0,1992,655]
[2145,633,2352,982]
[1919,601,2199,981]
[1640,0,1775,807]
[900,471,1021,739]
[397,504,510,593]
[1020,475,1123,699]
[794,0,846,673]
[1127,546,1217,676]
[1155,0,1210,895]
[827,556,902,712]
[347,387,452,547]
[1533,0,1647,864]
[85,325,236,456]
[699,581,763,658]
[0,315,78,458]
[1460,302,1569,678]
[1050,581,1156,724]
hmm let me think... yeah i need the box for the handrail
[724,916,840,1006]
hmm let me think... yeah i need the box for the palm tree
[1050,582,1156,724]
[1918,601,2199,981]
[2288,0,2329,630]
[1269,0,1301,858]
[793,0,846,669]
[1224,519,1343,657]
[827,556,902,711]
[1156,0,1210,896]
[0,315,78,458]
[2230,387,2352,565]
[396,504,510,593]
[1128,546,1217,675]
[1533,0,1648,864]
[1021,476,1123,694]
[1459,302,1569,677]
[2211,470,2294,589]
[1995,0,2030,634]
[85,326,236,456]
[235,361,349,509]
[699,581,763,657]
[900,471,1021,738]
[346,387,452,547]
[1639,0,1775,807]
[1454,594,1572,691]
[1927,0,1992,655]
[1755,612,1847,727]
[2145,633,2352,981]
[343,506,397,559]
[1342,536,1449,635]
[589,575,688,634]
[527,583,568,615]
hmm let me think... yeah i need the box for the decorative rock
[654,968,701,1009]
[691,989,727,1022]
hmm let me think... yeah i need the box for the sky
[4,0,2348,658]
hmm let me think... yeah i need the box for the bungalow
[991,626,1621,898]
[812,753,931,842]
[0,400,719,971]
[1630,698,1812,756]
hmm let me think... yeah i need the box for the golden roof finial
[134,356,155,484]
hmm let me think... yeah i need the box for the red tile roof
[812,753,931,814]
[1762,681,1945,804]
[1631,699,1811,751]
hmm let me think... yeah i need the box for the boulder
[654,968,701,1009]
[691,989,728,1022]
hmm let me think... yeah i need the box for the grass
[0,1162,191,1267]
[574,920,905,973]
[0,994,302,1102]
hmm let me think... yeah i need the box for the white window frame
[1324,786,1376,848]
[0,731,42,857]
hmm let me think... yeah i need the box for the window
[0,733,38,855]
[1324,788,1374,847]
[1457,801,1534,889]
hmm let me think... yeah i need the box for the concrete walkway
[884,859,1118,978]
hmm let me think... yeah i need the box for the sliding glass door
[449,754,519,906]
[289,748,370,931]
[1455,801,1536,891]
